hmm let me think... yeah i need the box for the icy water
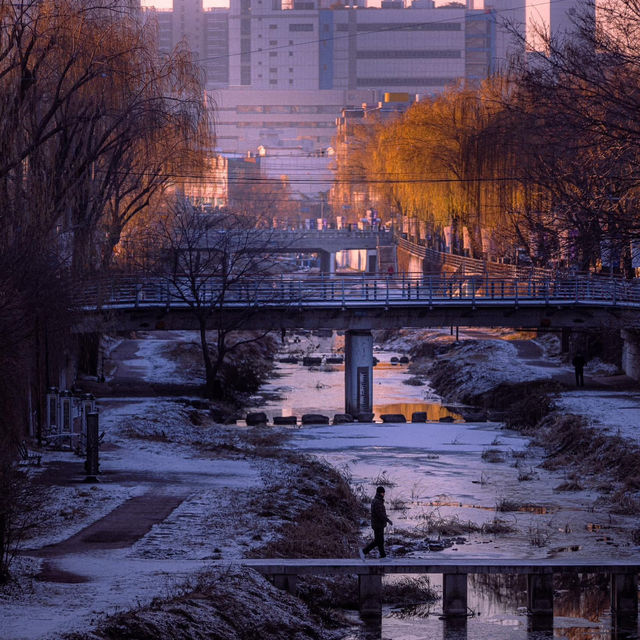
[256,333,640,640]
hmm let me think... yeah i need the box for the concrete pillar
[366,250,377,274]
[345,330,373,416]
[319,250,335,274]
[272,574,297,595]
[610,573,638,630]
[621,329,640,381]
[359,573,382,617]
[527,573,553,615]
[84,412,99,483]
[442,573,467,617]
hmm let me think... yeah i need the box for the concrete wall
[397,245,424,273]
[621,329,640,381]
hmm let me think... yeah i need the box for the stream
[253,330,639,640]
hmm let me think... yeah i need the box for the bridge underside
[77,302,637,334]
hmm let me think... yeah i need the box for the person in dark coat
[572,352,585,387]
[360,486,393,559]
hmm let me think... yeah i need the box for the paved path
[30,490,188,557]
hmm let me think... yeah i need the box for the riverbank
[392,327,640,540]
[4,327,640,639]
[0,333,367,640]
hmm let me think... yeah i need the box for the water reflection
[374,402,462,423]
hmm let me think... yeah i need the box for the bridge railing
[76,272,640,310]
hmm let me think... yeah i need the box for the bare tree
[146,201,283,399]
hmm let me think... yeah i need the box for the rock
[246,412,268,426]
[302,356,322,366]
[279,356,299,364]
[325,356,344,364]
[332,413,354,424]
[372,357,379,366]
[411,411,428,423]
[355,412,375,423]
[273,416,297,426]
[210,407,240,424]
[399,356,410,364]
[390,356,399,364]
[381,413,406,423]
[301,413,330,425]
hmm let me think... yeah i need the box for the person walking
[572,352,585,387]
[360,486,393,560]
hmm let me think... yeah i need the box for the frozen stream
[256,333,640,640]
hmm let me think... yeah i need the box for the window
[269,51,277,56]
[269,40,278,45]
[289,51,293,56]
[269,24,278,29]
[269,79,277,84]
[289,23,313,31]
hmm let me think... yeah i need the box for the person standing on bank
[360,486,393,559]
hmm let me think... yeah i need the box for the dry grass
[481,448,505,463]
[371,470,396,488]
[384,576,439,606]
[416,511,481,536]
[248,456,366,559]
[481,517,516,534]
[495,498,524,512]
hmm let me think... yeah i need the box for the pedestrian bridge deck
[238,557,640,575]
[233,558,640,619]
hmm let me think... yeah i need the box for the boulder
[302,356,322,367]
[273,416,298,426]
[399,356,410,364]
[325,356,344,364]
[301,413,330,425]
[332,413,354,425]
[381,413,407,423]
[411,411,428,423]
[246,412,268,426]
[355,412,375,423]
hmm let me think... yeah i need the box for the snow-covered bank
[1,335,362,640]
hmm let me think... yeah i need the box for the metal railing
[76,272,640,311]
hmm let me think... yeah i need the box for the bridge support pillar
[527,573,553,616]
[319,250,335,274]
[359,572,382,617]
[345,330,373,417]
[272,573,297,595]
[443,573,467,617]
[611,573,638,628]
[621,329,640,381]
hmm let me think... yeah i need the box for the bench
[17,440,41,466]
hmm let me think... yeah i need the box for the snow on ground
[116,330,205,384]
[556,390,640,445]
[3,327,640,640]
[1,333,269,640]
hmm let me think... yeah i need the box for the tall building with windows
[143,0,229,88]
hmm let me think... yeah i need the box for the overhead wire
[166,0,573,66]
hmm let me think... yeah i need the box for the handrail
[75,273,640,311]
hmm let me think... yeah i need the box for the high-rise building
[143,0,229,89]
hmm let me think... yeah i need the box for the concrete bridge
[201,229,395,274]
[77,272,640,414]
[235,557,639,632]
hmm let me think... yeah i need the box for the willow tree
[0,0,211,443]
[505,0,640,272]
